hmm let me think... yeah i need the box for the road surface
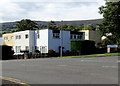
[1,56,119,84]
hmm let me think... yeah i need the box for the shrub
[48,50,58,57]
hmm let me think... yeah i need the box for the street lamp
[60,20,63,57]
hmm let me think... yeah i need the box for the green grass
[104,53,120,56]
[31,53,120,60]
[49,53,120,58]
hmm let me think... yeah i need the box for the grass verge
[40,53,120,59]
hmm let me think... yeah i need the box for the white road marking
[102,66,118,68]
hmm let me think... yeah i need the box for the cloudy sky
[0,0,105,23]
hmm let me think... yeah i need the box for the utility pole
[60,20,63,57]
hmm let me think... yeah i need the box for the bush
[48,50,58,57]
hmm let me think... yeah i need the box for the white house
[13,30,35,54]
[35,29,85,53]
[12,29,85,54]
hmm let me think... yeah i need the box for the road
[1,56,119,84]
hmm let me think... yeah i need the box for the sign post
[107,45,118,53]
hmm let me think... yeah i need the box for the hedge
[0,45,14,60]
[71,40,96,55]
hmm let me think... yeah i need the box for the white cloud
[0,0,105,23]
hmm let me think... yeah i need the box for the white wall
[14,30,35,54]
[36,29,48,53]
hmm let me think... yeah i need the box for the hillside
[0,19,103,31]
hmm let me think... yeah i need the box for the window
[11,36,14,40]
[70,34,76,39]
[40,46,47,53]
[16,35,21,39]
[16,36,18,39]
[53,33,60,38]
[4,37,8,40]
[25,34,28,39]
[25,46,29,51]
[78,35,82,39]
[74,35,76,39]
[70,35,73,39]
[19,35,21,39]
[16,46,21,53]
[35,46,39,50]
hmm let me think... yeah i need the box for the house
[35,29,84,53]
[2,29,85,54]
[2,33,14,46]
[79,30,101,44]
[13,30,35,54]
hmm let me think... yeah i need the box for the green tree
[75,25,84,31]
[58,24,75,31]
[67,24,75,31]
[58,24,68,30]
[48,21,58,30]
[83,24,95,30]
[15,19,39,31]
[98,1,120,44]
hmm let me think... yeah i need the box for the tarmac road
[1,56,119,84]
[1,79,25,86]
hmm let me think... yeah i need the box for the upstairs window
[11,36,14,40]
[53,33,60,38]
[4,37,8,40]
[52,30,60,39]
[16,35,21,39]
[25,34,28,39]
[25,46,29,51]
[78,35,82,39]
[70,31,83,39]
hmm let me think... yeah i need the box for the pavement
[1,56,119,84]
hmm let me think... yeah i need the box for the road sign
[107,45,118,48]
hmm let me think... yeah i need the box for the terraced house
[2,29,85,55]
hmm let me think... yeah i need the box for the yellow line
[0,76,31,86]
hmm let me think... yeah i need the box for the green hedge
[71,40,96,55]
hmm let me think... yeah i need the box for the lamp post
[60,20,63,57]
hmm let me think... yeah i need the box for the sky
[0,0,106,23]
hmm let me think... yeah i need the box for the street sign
[107,45,118,48]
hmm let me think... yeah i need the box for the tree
[83,24,96,30]
[98,1,120,44]
[75,25,84,31]
[15,19,39,31]
[48,21,58,30]
[58,24,75,31]
[67,24,75,31]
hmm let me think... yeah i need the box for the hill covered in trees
[0,19,102,31]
